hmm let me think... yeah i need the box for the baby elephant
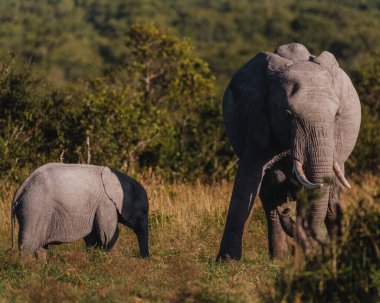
[11,163,149,261]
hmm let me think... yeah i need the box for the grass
[0,173,378,302]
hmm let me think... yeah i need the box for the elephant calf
[11,163,149,261]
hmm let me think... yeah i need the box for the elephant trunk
[292,124,335,246]
[278,207,296,237]
[134,218,149,258]
[303,160,332,245]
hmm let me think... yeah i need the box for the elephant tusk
[293,159,324,189]
[333,161,351,189]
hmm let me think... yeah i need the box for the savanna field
[1,0,380,302]
[0,173,379,302]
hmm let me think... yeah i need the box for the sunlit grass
[0,174,378,302]
[0,176,275,302]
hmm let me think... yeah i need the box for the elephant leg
[260,198,288,259]
[258,152,298,259]
[17,207,50,260]
[35,245,48,263]
[99,227,119,251]
[325,182,343,238]
[84,229,101,249]
[259,172,290,259]
[217,151,269,261]
[93,201,119,251]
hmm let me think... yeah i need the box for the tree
[81,23,232,180]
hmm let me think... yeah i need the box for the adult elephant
[217,43,361,261]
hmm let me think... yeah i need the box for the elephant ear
[313,51,361,162]
[224,52,292,157]
[101,167,135,221]
[312,51,340,80]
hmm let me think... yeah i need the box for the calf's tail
[9,192,20,252]
[10,203,15,250]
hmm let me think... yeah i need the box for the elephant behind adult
[217,43,361,260]
[11,163,149,260]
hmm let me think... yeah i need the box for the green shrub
[0,24,235,182]
[0,57,84,181]
[350,60,380,174]
[79,23,233,181]
[264,199,380,303]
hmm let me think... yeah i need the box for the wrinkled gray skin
[11,163,149,261]
[217,43,361,261]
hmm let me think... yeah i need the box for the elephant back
[223,52,271,158]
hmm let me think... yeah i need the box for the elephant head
[218,43,361,260]
[102,167,149,257]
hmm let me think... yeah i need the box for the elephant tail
[6,203,16,252]
[11,204,15,250]
[9,189,22,252]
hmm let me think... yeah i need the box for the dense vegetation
[265,181,380,303]
[0,1,379,302]
[1,0,380,181]
[2,0,380,89]
[0,24,230,182]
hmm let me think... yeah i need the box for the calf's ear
[101,167,134,222]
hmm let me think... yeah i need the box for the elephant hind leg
[35,245,48,263]
[19,242,46,262]
[18,214,49,261]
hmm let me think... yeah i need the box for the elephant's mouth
[293,159,351,189]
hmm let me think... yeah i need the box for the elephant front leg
[92,202,120,251]
[267,209,288,259]
[260,198,289,259]
[84,229,101,249]
[217,161,265,261]
[100,227,119,252]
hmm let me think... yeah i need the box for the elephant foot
[216,232,242,262]
[107,235,120,256]
[35,246,48,263]
[19,250,34,262]
[216,253,234,262]
[19,246,47,263]
[84,233,100,249]
[270,243,289,260]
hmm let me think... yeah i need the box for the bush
[350,61,380,174]
[0,24,235,182]
[264,197,380,303]
[0,57,84,181]
[80,23,233,181]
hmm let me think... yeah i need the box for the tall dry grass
[0,173,274,303]
[0,172,378,302]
